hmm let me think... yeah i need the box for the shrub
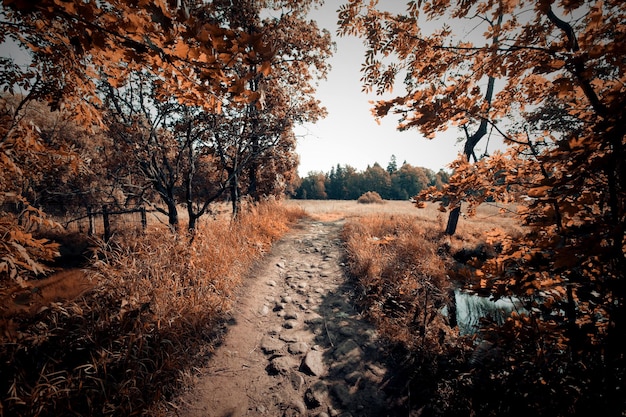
[357,191,384,204]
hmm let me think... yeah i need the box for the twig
[323,317,334,347]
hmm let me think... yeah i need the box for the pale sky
[296,2,487,176]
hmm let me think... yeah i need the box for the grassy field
[286,199,521,252]
[287,198,517,224]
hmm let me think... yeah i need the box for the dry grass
[333,199,526,414]
[287,199,520,231]
[341,214,454,353]
[0,199,306,417]
[285,199,424,221]
[324,199,522,354]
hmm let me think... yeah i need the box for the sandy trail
[171,218,403,417]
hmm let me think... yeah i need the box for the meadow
[289,200,520,333]
[287,199,520,254]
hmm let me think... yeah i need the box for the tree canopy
[1,0,332,279]
[339,0,625,414]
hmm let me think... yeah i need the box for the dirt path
[171,218,403,417]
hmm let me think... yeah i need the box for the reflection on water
[454,289,526,335]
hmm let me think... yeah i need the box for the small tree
[386,154,398,174]
[296,172,327,200]
[361,163,391,199]
[390,163,432,200]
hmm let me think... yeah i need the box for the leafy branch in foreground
[341,0,625,414]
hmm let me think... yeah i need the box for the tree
[102,72,230,231]
[386,154,398,174]
[342,165,364,199]
[102,71,183,228]
[296,171,327,200]
[1,0,272,118]
[326,164,347,199]
[0,0,277,279]
[245,130,300,199]
[0,93,62,282]
[431,169,450,189]
[199,0,331,217]
[339,1,504,234]
[0,94,98,214]
[362,163,391,199]
[339,0,626,414]
[390,163,431,200]
[1,0,331,243]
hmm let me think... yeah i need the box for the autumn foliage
[1,0,331,280]
[340,0,625,415]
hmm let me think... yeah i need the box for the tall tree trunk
[445,98,491,235]
[248,158,258,200]
[184,128,197,234]
[445,206,462,235]
[445,15,501,236]
[187,209,198,234]
[230,172,240,218]
[166,198,179,230]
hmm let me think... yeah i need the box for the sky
[295,2,468,176]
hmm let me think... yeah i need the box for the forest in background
[293,156,450,201]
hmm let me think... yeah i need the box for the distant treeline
[293,156,449,200]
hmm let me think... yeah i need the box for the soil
[169,218,407,417]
